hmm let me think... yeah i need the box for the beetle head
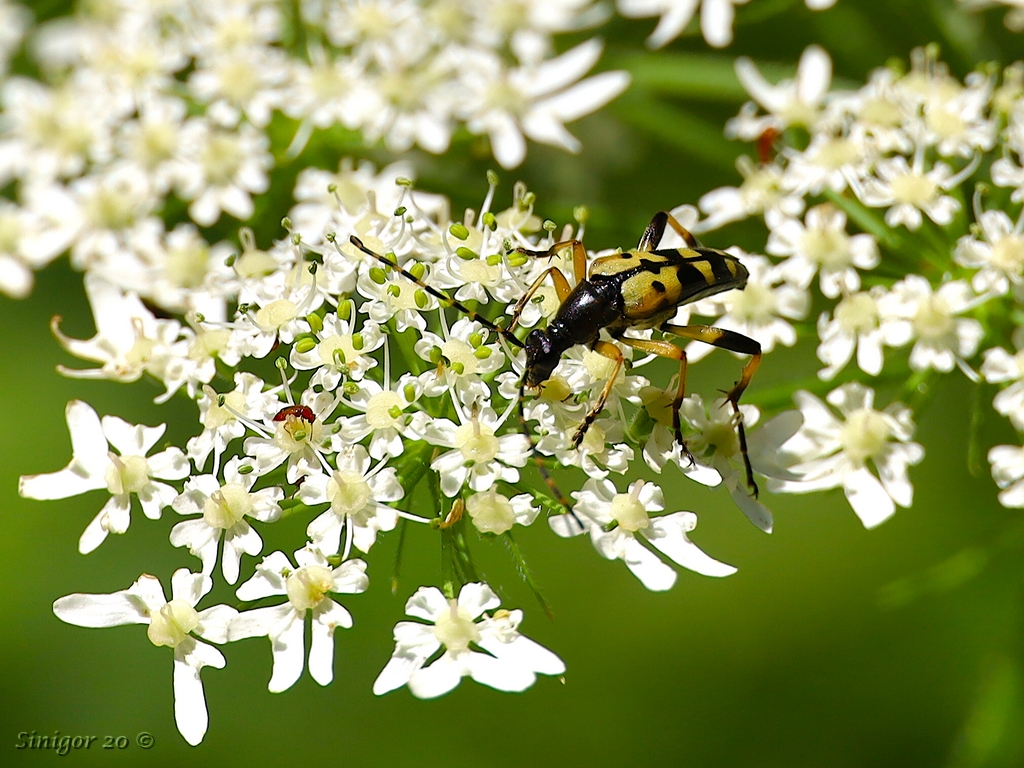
[523,329,560,388]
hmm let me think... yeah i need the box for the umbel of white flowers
[17,0,1024,747]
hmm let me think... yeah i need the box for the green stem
[502,531,554,621]
[967,380,990,478]
[823,189,904,252]
[390,518,407,596]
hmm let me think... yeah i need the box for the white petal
[53,591,150,627]
[535,71,631,123]
[228,604,292,641]
[404,586,448,622]
[408,653,466,698]
[478,634,566,676]
[102,417,164,456]
[645,513,737,577]
[490,116,527,170]
[729,481,774,533]
[549,513,586,537]
[467,651,537,692]
[844,467,895,529]
[173,650,210,746]
[19,401,109,499]
[332,558,369,594]
[148,448,190,480]
[267,612,305,692]
[196,605,238,644]
[527,39,604,98]
[796,45,832,104]
[373,626,438,696]
[19,464,105,500]
[623,538,677,591]
[308,612,337,686]
[171,569,212,606]
[458,583,500,619]
[78,495,130,554]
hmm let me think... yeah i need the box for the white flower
[697,158,804,232]
[954,208,1024,295]
[19,400,189,553]
[187,373,281,473]
[373,583,565,698]
[170,457,283,584]
[53,570,236,746]
[881,276,984,375]
[425,404,531,497]
[187,46,288,128]
[230,547,369,692]
[0,197,72,298]
[815,287,912,380]
[297,445,405,557]
[636,386,724,484]
[243,400,334,483]
[781,131,872,197]
[49,273,193,402]
[856,154,962,231]
[336,375,423,460]
[988,444,1024,507]
[728,45,832,139]
[175,115,271,226]
[981,331,1024,430]
[550,478,736,590]
[415,316,507,402]
[290,311,384,388]
[0,77,113,183]
[64,165,160,269]
[767,204,880,299]
[679,395,778,533]
[465,488,540,535]
[116,94,189,196]
[460,40,629,169]
[769,383,925,529]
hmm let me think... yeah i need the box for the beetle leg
[660,324,762,496]
[510,239,588,284]
[572,340,624,448]
[637,211,701,251]
[507,266,573,332]
[664,213,701,249]
[616,336,696,467]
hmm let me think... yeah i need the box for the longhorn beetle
[348,209,763,501]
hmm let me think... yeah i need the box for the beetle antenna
[348,236,524,350]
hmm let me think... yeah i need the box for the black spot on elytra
[651,280,667,293]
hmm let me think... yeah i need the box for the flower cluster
[24,162,819,743]
[0,0,628,300]
[15,0,1024,751]
[687,43,1024,517]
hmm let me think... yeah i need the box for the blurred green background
[5,0,1024,765]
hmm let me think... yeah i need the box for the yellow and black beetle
[349,210,762,499]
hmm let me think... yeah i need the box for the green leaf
[612,52,748,102]
[610,93,739,173]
